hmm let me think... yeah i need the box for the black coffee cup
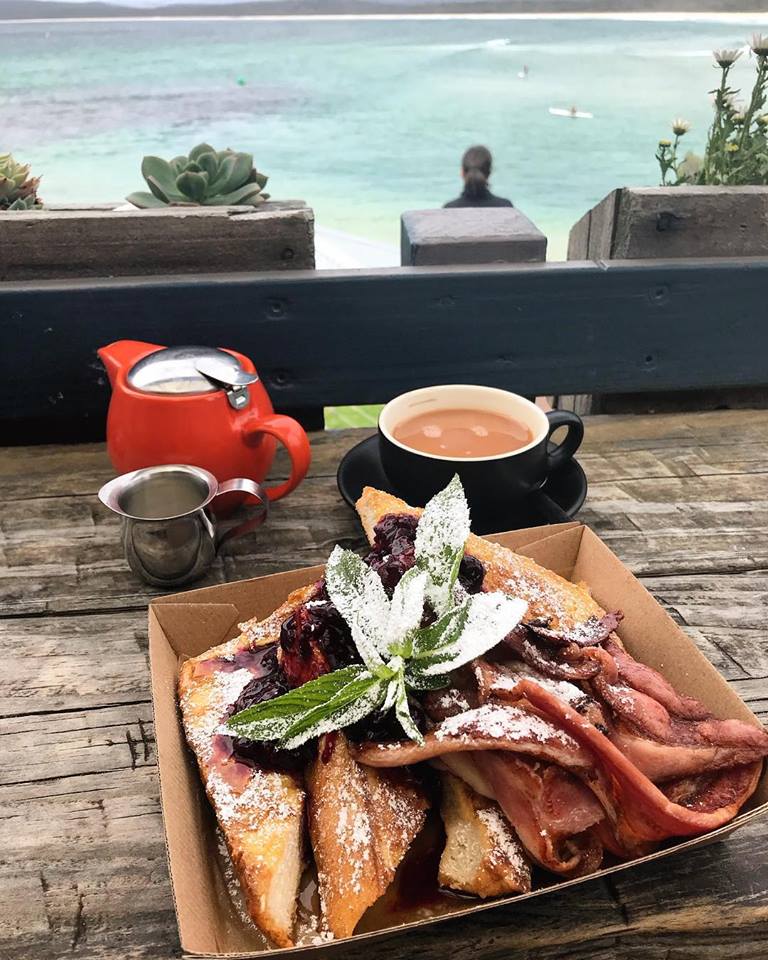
[378,385,583,518]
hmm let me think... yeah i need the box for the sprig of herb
[413,474,471,615]
[227,476,527,748]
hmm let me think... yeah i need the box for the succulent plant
[126,143,269,208]
[0,153,43,211]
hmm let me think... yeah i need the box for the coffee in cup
[378,385,583,520]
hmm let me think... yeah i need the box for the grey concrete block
[401,207,547,266]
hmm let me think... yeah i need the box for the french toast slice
[307,732,429,939]
[439,771,531,896]
[178,584,315,947]
[355,486,604,633]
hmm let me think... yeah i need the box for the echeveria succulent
[0,153,43,211]
[126,143,269,208]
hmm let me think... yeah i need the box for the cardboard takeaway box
[149,522,768,958]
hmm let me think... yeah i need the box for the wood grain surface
[0,203,315,281]
[2,410,768,960]
[567,186,768,261]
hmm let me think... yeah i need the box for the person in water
[444,145,513,209]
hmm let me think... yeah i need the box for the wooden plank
[616,187,768,260]
[566,189,618,260]
[0,204,314,281]
[568,187,768,261]
[3,258,768,443]
[0,611,149,717]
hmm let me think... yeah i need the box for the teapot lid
[127,345,258,410]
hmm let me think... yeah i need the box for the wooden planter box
[0,201,314,281]
[568,185,768,261]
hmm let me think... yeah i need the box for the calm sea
[2,14,768,258]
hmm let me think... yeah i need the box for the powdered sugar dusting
[490,663,588,708]
[207,766,297,830]
[434,688,472,715]
[477,806,528,876]
[434,704,574,747]
[181,667,253,762]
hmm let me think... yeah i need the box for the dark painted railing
[1,257,767,443]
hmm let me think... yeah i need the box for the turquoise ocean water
[2,14,768,258]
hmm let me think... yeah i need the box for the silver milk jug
[98,464,268,587]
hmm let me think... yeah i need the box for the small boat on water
[549,106,594,120]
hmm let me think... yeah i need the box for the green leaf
[414,475,470,615]
[175,170,209,203]
[141,156,179,200]
[125,190,168,208]
[386,567,427,657]
[196,151,219,181]
[325,545,389,670]
[169,156,188,175]
[281,673,387,749]
[210,152,253,195]
[252,171,269,189]
[203,182,264,206]
[403,665,450,691]
[411,602,469,661]
[188,142,216,162]
[394,673,424,744]
[222,151,254,192]
[227,664,371,741]
[418,592,527,677]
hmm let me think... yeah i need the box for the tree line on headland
[3,0,766,20]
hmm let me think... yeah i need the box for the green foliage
[126,143,269,208]
[657,36,768,186]
[0,153,43,211]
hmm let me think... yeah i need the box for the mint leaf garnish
[417,593,528,676]
[386,567,427,657]
[325,545,389,670]
[414,474,471,616]
[394,672,424,745]
[227,665,386,748]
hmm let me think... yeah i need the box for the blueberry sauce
[278,593,359,688]
[363,513,485,596]
[212,644,309,771]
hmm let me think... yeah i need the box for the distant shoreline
[3,10,768,23]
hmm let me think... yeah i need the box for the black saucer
[337,435,587,536]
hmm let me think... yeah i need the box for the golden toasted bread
[439,771,531,896]
[307,733,429,939]
[178,584,315,947]
[355,486,603,633]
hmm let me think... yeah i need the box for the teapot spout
[98,340,163,387]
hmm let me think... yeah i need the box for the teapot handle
[214,478,269,545]
[241,414,312,501]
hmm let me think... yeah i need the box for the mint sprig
[414,474,471,616]
[226,476,527,749]
[228,665,389,750]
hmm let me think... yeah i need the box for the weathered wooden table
[3,410,768,960]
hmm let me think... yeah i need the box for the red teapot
[98,341,311,509]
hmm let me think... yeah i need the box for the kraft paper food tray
[148,522,768,958]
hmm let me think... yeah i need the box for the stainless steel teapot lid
[127,345,258,410]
